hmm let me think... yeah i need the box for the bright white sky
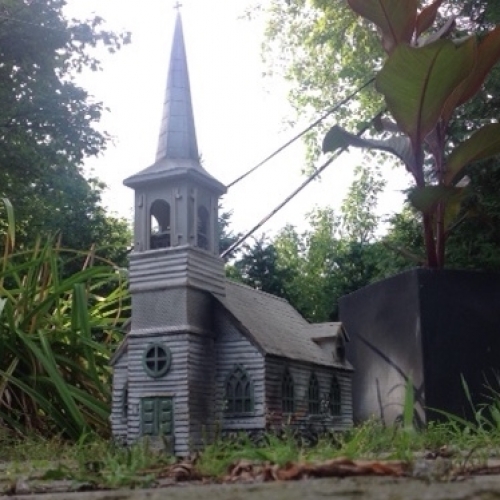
[65,0,410,237]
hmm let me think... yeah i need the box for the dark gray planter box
[339,269,500,425]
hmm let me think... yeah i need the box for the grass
[0,431,173,489]
[2,408,500,490]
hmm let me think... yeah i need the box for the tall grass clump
[0,198,130,440]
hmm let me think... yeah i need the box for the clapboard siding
[188,334,216,449]
[265,356,353,431]
[111,354,128,441]
[129,246,225,296]
[126,333,190,456]
[214,312,266,430]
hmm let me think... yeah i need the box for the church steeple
[156,12,198,161]
[123,10,225,192]
[123,8,226,267]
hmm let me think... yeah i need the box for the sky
[65,0,411,237]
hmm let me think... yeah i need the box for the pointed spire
[123,8,226,195]
[156,11,199,161]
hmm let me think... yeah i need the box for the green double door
[140,397,173,437]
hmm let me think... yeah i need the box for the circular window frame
[143,343,172,378]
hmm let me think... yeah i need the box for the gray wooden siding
[111,354,128,441]
[188,334,216,448]
[126,333,190,456]
[265,356,353,431]
[129,246,225,296]
[214,311,266,430]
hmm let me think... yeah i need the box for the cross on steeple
[174,1,182,10]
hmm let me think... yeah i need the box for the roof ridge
[225,279,290,304]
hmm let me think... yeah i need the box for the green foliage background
[0,0,131,263]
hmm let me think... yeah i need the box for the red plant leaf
[376,38,476,147]
[445,123,500,185]
[347,0,418,53]
[415,0,444,38]
[442,26,500,123]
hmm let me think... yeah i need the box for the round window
[143,343,172,378]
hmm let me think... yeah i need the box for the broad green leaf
[322,125,416,172]
[347,0,417,53]
[442,27,500,123]
[445,123,500,185]
[409,185,464,214]
[415,0,444,38]
[376,38,476,147]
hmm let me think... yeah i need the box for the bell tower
[124,11,227,298]
[122,10,226,455]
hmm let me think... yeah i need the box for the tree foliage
[231,166,388,321]
[0,0,131,260]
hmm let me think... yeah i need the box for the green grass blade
[15,328,87,433]
[403,375,415,431]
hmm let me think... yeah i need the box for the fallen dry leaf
[454,465,500,477]
[225,457,407,483]
[141,460,202,482]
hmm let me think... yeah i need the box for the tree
[230,235,292,298]
[0,0,131,259]
[273,165,387,321]
[219,208,242,261]
[229,166,388,322]
[260,0,383,166]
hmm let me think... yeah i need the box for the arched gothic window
[197,206,210,250]
[329,376,342,416]
[308,372,320,415]
[121,385,128,421]
[281,368,295,414]
[150,200,171,249]
[225,365,254,415]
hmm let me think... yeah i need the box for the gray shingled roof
[112,281,353,370]
[217,281,353,370]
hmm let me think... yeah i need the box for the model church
[110,11,353,456]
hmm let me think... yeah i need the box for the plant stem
[436,201,445,268]
[414,144,438,268]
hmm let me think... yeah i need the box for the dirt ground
[6,475,500,500]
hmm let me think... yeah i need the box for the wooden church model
[110,11,353,456]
